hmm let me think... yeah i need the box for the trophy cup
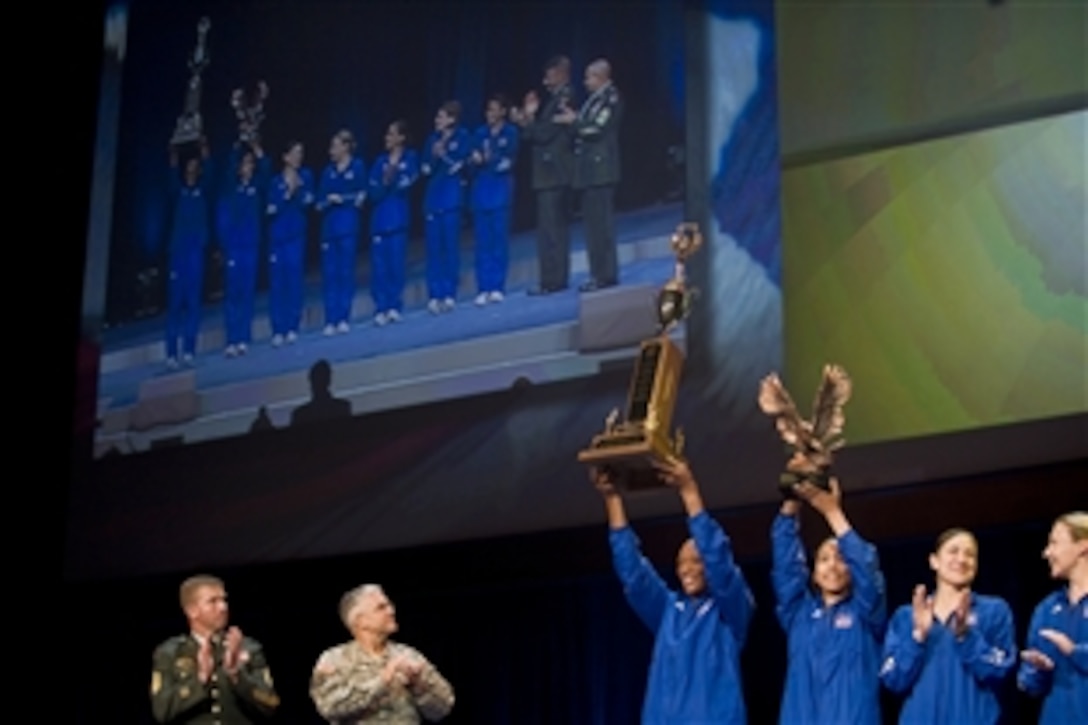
[757,364,852,497]
[170,17,212,148]
[577,223,703,492]
[231,80,269,147]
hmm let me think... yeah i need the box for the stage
[94,202,686,455]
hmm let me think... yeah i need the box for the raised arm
[796,479,887,632]
[594,468,671,632]
[771,502,810,630]
[661,459,755,646]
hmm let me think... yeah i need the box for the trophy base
[577,428,680,493]
[171,114,204,148]
[777,467,832,499]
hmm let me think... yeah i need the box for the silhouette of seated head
[309,359,333,396]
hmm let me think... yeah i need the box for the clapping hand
[223,626,247,676]
[949,589,972,639]
[911,584,935,642]
[1020,648,1056,671]
[1039,628,1075,656]
[553,107,576,124]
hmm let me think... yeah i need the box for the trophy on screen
[170,17,212,148]
[577,222,703,492]
[758,364,852,497]
[231,80,269,147]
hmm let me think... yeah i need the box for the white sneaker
[375,311,389,326]
[337,321,350,334]
[182,353,194,366]
[272,334,284,347]
[323,324,336,336]
[443,297,456,311]
[165,357,179,370]
[475,292,489,306]
[225,345,238,357]
[237,343,248,355]
[428,299,442,314]
[286,331,298,344]
[387,309,401,323]
[488,290,504,303]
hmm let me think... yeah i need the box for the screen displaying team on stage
[86,0,688,457]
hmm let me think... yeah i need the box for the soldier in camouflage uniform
[150,575,280,724]
[557,58,623,292]
[310,584,454,723]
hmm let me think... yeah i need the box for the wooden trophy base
[577,426,680,493]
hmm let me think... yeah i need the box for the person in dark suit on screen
[290,359,351,428]
[512,55,576,295]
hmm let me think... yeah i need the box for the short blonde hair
[179,574,224,610]
[1056,511,1088,541]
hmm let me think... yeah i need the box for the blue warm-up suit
[771,512,887,724]
[609,511,754,724]
[421,126,470,302]
[216,149,271,349]
[165,159,213,361]
[880,592,1016,723]
[367,150,419,316]
[1017,587,1087,724]
[470,121,518,296]
[266,168,314,338]
[316,156,366,327]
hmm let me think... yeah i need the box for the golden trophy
[757,364,852,497]
[577,222,703,491]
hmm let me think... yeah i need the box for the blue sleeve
[442,129,471,175]
[367,160,387,204]
[690,511,754,647]
[770,513,809,631]
[420,134,435,177]
[1017,600,1054,697]
[349,157,367,206]
[839,528,887,635]
[400,152,420,190]
[1072,642,1088,674]
[609,526,671,634]
[501,126,519,171]
[266,175,284,214]
[300,169,315,206]
[954,598,1017,687]
[880,606,926,693]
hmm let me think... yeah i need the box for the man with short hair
[512,54,576,295]
[310,584,455,723]
[556,58,623,291]
[150,575,279,724]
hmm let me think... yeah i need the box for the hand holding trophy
[758,364,852,498]
[577,223,703,492]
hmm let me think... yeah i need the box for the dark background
[54,1,1087,723]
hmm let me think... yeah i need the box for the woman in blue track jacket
[593,459,755,724]
[880,527,1016,723]
[1017,511,1087,724]
[772,477,887,724]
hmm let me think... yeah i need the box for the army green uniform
[571,82,623,289]
[523,83,576,292]
[150,634,280,724]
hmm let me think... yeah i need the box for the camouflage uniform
[310,640,454,723]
